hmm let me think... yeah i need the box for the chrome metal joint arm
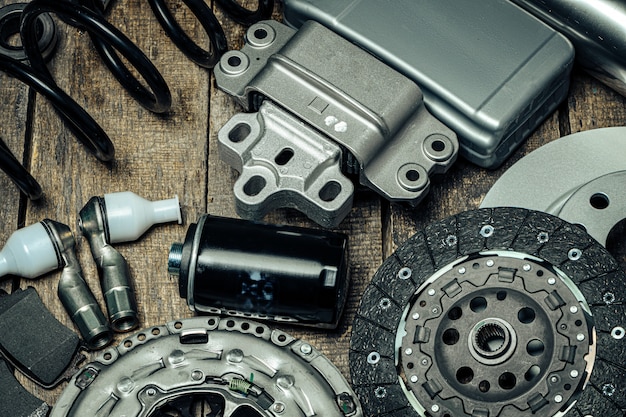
[43,219,112,349]
[79,197,138,333]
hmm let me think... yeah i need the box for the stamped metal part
[349,207,626,416]
[51,316,362,417]
[218,101,353,228]
[215,20,457,225]
[481,127,626,246]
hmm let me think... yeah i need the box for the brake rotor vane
[350,207,626,416]
[51,317,362,417]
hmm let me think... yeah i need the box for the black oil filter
[168,214,349,328]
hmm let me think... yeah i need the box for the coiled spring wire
[0,0,273,199]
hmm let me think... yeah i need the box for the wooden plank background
[0,0,624,408]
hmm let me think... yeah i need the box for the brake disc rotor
[51,317,362,417]
[481,127,626,246]
[350,207,626,416]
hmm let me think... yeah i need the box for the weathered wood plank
[17,2,210,403]
[0,0,31,295]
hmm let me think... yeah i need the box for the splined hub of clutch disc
[350,208,626,417]
[401,255,593,416]
[51,317,362,417]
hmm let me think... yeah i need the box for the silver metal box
[283,0,574,168]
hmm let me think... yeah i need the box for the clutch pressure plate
[51,317,362,417]
[350,207,625,416]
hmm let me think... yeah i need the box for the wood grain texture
[0,0,31,294]
[0,0,623,410]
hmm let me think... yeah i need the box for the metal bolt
[410,375,418,383]
[146,388,156,396]
[191,370,203,381]
[300,344,312,355]
[486,259,495,267]
[412,312,420,320]
[554,394,563,403]
[428,289,436,296]
[603,292,616,305]
[405,348,413,355]
[568,248,582,261]
[272,402,285,413]
[611,326,625,340]
[431,404,440,413]
[570,306,578,314]
[421,358,429,366]
[398,267,412,280]
[458,267,466,274]
[577,333,585,342]
[431,307,439,314]
[570,370,579,378]
[523,264,531,271]
[367,352,381,364]
[550,376,559,384]
[480,225,494,238]
[548,277,556,285]
[603,383,616,396]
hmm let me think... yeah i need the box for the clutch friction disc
[350,207,626,417]
[51,317,362,417]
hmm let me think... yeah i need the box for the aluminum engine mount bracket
[350,207,626,417]
[215,20,458,227]
[481,127,626,247]
[51,316,363,417]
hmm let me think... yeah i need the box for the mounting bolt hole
[590,193,610,210]
[274,148,294,166]
[243,176,266,197]
[406,169,420,182]
[431,140,446,152]
[442,328,460,345]
[479,380,490,393]
[254,28,268,39]
[496,291,507,301]
[319,181,342,202]
[526,339,545,356]
[229,123,251,143]
[470,297,487,313]
[498,372,517,390]
[228,55,242,67]
[456,367,474,384]
[524,365,542,381]
[447,306,463,320]
[398,164,427,191]
[518,307,536,324]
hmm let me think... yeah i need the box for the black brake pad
[0,357,49,417]
[0,287,79,387]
